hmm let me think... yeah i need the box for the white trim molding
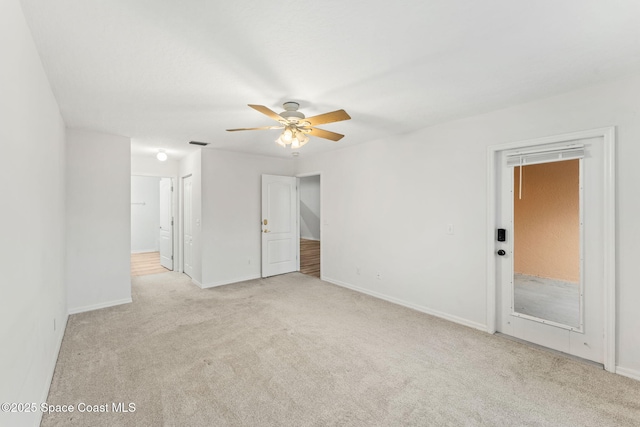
[35,314,69,427]
[616,367,640,382]
[68,298,133,315]
[194,274,261,289]
[486,127,616,373]
[324,277,487,332]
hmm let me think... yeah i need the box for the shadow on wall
[300,201,320,239]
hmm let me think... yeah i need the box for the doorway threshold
[494,332,604,369]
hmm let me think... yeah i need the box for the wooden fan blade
[306,127,344,142]
[226,126,284,132]
[303,109,351,127]
[248,104,288,123]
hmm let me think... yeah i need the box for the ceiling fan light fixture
[282,128,293,142]
[296,132,309,144]
[275,136,287,147]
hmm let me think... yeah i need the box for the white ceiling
[20,0,640,160]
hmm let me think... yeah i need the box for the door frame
[158,177,174,270]
[130,174,177,268]
[486,127,616,372]
[297,171,323,279]
[181,174,193,277]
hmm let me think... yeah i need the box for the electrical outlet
[376,272,382,280]
[356,266,361,275]
[446,224,454,235]
[248,258,252,265]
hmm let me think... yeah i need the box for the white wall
[299,175,321,240]
[295,74,640,378]
[0,1,67,426]
[66,129,132,314]
[179,150,203,283]
[131,176,161,253]
[200,149,294,287]
[131,154,179,177]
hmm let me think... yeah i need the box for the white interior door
[159,177,173,270]
[496,138,605,364]
[262,175,299,278]
[183,175,194,278]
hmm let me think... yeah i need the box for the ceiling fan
[227,102,351,149]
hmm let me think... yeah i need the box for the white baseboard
[616,366,640,381]
[68,298,132,315]
[196,274,261,289]
[34,313,68,426]
[322,277,639,383]
[131,249,158,254]
[300,236,320,241]
[323,277,487,332]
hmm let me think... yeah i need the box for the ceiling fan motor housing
[280,101,305,121]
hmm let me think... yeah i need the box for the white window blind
[506,144,585,168]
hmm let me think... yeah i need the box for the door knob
[497,249,506,256]
[263,229,271,233]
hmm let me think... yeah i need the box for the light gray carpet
[42,272,640,426]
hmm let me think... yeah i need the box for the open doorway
[299,174,321,278]
[131,175,174,276]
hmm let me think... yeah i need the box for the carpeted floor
[42,272,640,426]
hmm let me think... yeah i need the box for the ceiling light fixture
[156,150,168,161]
[275,127,310,149]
